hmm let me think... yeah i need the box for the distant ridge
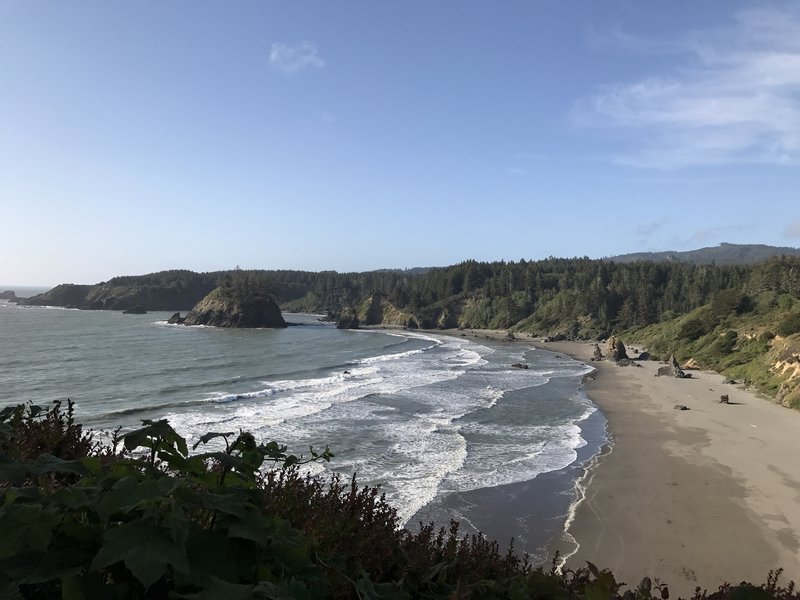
[608,243,800,265]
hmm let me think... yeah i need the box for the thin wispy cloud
[269,41,325,74]
[635,219,671,237]
[785,219,800,239]
[685,225,749,245]
[575,8,800,168]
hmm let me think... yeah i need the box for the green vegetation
[17,255,800,407]
[623,259,800,407]
[1,401,797,599]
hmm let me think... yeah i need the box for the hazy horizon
[2,2,800,285]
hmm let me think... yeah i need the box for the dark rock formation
[637,351,652,361]
[336,310,360,330]
[122,305,147,314]
[606,336,628,361]
[16,284,92,309]
[181,287,286,328]
[167,312,185,324]
[591,344,604,361]
[15,272,218,311]
[674,404,690,410]
[0,290,17,300]
[656,354,689,378]
[511,363,529,369]
[670,353,688,378]
[616,358,641,367]
[363,294,384,326]
[543,333,567,342]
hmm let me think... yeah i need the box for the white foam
[160,331,595,528]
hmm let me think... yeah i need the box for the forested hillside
[16,256,800,408]
[609,242,800,265]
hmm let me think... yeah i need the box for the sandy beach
[376,326,800,594]
[544,340,800,597]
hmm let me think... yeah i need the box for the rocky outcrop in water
[16,272,218,311]
[181,281,286,328]
[336,310,360,330]
[0,290,17,300]
[15,284,93,309]
[122,305,147,314]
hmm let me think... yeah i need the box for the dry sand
[545,341,800,597]
[376,326,800,593]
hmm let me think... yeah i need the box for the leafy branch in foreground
[0,401,797,599]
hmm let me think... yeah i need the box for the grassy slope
[625,292,800,408]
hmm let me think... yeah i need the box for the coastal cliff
[16,271,217,311]
[15,284,93,308]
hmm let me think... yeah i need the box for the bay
[0,300,604,558]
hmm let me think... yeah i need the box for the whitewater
[0,302,604,558]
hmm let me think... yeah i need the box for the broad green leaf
[49,486,93,510]
[60,575,86,600]
[0,549,87,584]
[0,457,28,486]
[0,580,22,600]
[173,576,255,600]
[80,456,102,475]
[97,476,166,517]
[585,571,619,600]
[29,453,87,477]
[91,521,190,589]
[192,431,235,450]
[184,490,249,518]
[184,530,240,584]
[121,419,188,457]
[252,578,319,600]
[0,504,55,559]
[355,573,408,600]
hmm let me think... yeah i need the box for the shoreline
[543,340,800,597]
[331,324,800,592]
[404,327,609,564]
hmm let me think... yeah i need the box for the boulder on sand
[606,336,628,362]
[657,353,689,378]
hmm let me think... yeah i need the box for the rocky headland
[14,271,217,311]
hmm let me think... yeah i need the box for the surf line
[555,433,614,573]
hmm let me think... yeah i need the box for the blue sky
[1,1,799,285]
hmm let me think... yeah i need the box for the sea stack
[181,274,286,328]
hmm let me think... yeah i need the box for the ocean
[0,299,606,562]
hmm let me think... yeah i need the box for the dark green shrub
[680,318,708,341]
[716,330,739,356]
[777,312,800,337]
[1,402,797,599]
[760,330,776,343]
